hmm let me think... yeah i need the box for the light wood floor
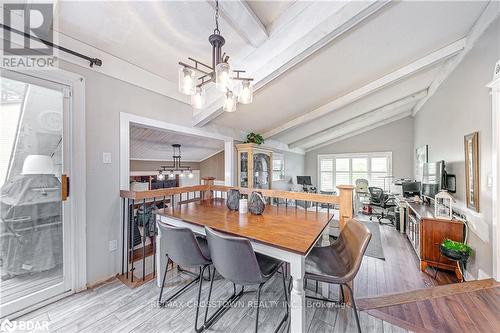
[17,268,411,333]
[16,222,457,332]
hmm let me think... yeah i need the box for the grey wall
[200,151,225,180]
[57,60,194,284]
[305,117,414,187]
[130,160,200,172]
[414,18,500,279]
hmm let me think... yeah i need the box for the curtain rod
[1,24,102,67]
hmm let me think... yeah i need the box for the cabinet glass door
[239,152,248,187]
[253,153,270,189]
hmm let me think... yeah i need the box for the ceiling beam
[412,1,500,115]
[305,111,412,152]
[193,0,390,127]
[263,38,466,139]
[210,0,268,48]
[289,90,427,149]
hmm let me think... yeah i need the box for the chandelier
[157,144,193,180]
[177,0,254,112]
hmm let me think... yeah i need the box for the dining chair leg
[158,256,170,306]
[255,283,264,333]
[345,284,361,333]
[194,265,208,333]
[204,267,245,329]
[204,266,216,324]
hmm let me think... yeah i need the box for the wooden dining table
[155,198,333,333]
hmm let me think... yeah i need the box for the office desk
[156,198,332,333]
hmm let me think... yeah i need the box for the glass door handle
[62,174,70,201]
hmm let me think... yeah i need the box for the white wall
[55,60,197,284]
[414,18,500,280]
[305,116,414,187]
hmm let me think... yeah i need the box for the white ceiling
[212,1,487,136]
[246,1,295,32]
[130,124,224,161]
[47,1,495,151]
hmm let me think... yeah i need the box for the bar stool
[304,219,371,333]
[157,223,212,333]
[204,227,289,333]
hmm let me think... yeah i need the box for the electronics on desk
[297,176,317,193]
[402,181,421,198]
[421,160,456,199]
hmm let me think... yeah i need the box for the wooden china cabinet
[236,143,273,189]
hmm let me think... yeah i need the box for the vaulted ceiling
[26,1,499,152]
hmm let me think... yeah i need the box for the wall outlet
[109,240,117,252]
[103,152,112,164]
[487,175,493,188]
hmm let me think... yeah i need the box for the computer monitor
[402,181,421,197]
[297,176,312,186]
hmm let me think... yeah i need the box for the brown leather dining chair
[304,218,372,333]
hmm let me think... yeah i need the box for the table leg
[156,219,166,287]
[289,256,305,333]
[320,231,330,298]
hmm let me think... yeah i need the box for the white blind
[318,152,392,191]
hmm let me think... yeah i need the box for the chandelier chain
[214,0,220,34]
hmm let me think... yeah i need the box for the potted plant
[245,132,264,145]
[440,239,472,262]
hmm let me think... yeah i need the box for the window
[272,153,285,181]
[318,152,392,191]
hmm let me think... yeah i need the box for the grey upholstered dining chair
[157,223,212,333]
[304,219,371,333]
[204,227,289,333]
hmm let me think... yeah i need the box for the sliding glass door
[0,71,72,318]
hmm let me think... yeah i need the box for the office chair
[368,187,397,225]
[354,179,369,213]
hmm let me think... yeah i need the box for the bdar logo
[0,319,14,333]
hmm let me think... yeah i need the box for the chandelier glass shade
[178,67,196,95]
[177,0,253,112]
[191,86,205,109]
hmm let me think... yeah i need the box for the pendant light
[238,80,253,104]
[178,67,196,95]
[223,90,237,112]
[177,0,254,112]
[191,86,205,109]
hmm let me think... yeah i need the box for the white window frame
[317,152,393,191]
[272,153,285,181]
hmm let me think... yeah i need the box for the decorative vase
[248,191,266,215]
[226,189,240,211]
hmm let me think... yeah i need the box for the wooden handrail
[120,185,209,200]
[210,185,340,204]
[120,184,354,230]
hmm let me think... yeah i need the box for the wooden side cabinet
[236,143,273,189]
[406,203,464,280]
[420,218,464,279]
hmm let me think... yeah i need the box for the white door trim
[0,68,87,317]
[488,76,500,282]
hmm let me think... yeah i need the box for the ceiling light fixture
[157,144,192,179]
[178,0,253,112]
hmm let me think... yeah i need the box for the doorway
[0,70,85,318]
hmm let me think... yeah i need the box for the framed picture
[416,145,428,178]
[464,132,479,212]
